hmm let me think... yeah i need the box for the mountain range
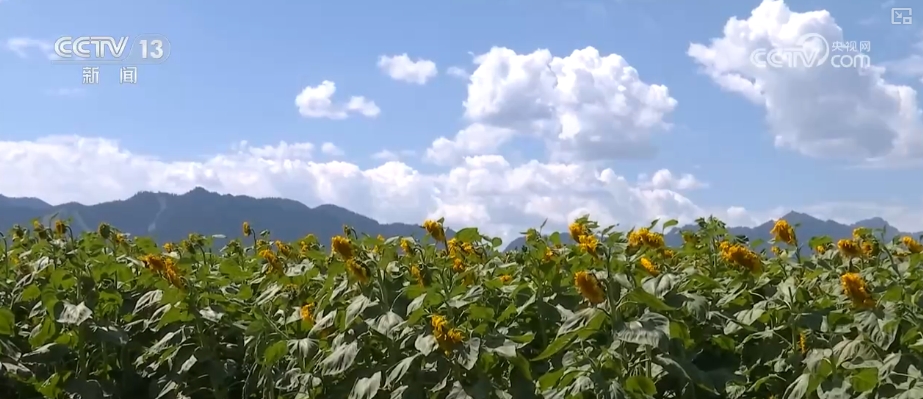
[0,188,918,251]
[506,211,921,251]
[0,188,446,248]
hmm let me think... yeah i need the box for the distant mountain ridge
[0,194,51,211]
[0,188,453,248]
[0,189,918,252]
[504,211,922,251]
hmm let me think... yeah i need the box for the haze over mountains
[0,188,918,250]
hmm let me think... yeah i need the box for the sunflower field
[2,216,923,399]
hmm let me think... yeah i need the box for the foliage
[1,216,923,399]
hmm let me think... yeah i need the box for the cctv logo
[52,35,170,64]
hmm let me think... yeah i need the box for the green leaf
[446,381,474,399]
[406,293,427,314]
[345,295,377,327]
[880,353,901,380]
[321,341,359,375]
[467,305,495,321]
[532,332,576,361]
[63,378,106,399]
[349,371,382,399]
[736,308,765,326]
[557,308,602,336]
[370,311,404,338]
[288,338,317,358]
[617,328,662,348]
[21,343,70,363]
[56,302,93,326]
[177,350,198,374]
[386,354,420,388]
[783,374,811,399]
[487,339,517,359]
[490,237,503,248]
[91,325,128,346]
[0,360,31,379]
[198,306,224,323]
[663,219,679,229]
[832,337,870,364]
[29,317,56,347]
[624,375,656,395]
[0,308,14,336]
[510,355,533,381]
[628,288,674,311]
[653,354,716,393]
[508,333,534,344]
[549,232,561,246]
[310,309,338,335]
[849,368,878,392]
[616,312,670,349]
[262,340,288,365]
[133,290,163,314]
[642,274,679,298]
[455,228,480,242]
[415,334,438,356]
[604,381,627,399]
[537,368,565,391]
[255,283,283,305]
[458,337,480,370]
[390,386,409,399]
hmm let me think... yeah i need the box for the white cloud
[637,169,707,191]
[4,37,55,59]
[446,66,469,79]
[295,80,380,119]
[371,149,416,162]
[688,0,923,166]
[0,135,739,240]
[377,54,438,85]
[426,124,517,166]
[321,142,344,157]
[885,54,923,82]
[883,30,923,83]
[4,136,921,236]
[371,150,400,161]
[426,46,678,165]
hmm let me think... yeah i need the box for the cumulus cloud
[884,31,923,84]
[4,37,55,59]
[425,124,517,166]
[295,80,380,119]
[371,149,415,162]
[377,54,438,85]
[0,135,736,239]
[371,150,400,162]
[5,136,922,235]
[446,66,469,79]
[688,0,923,165]
[886,54,923,83]
[426,46,678,165]
[638,169,707,191]
[321,142,344,157]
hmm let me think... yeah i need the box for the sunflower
[422,220,446,242]
[640,257,659,276]
[574,271,605,304]
[331,236,354,259]
[770,219,795,245]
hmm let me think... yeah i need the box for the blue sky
[2,0,922,238]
